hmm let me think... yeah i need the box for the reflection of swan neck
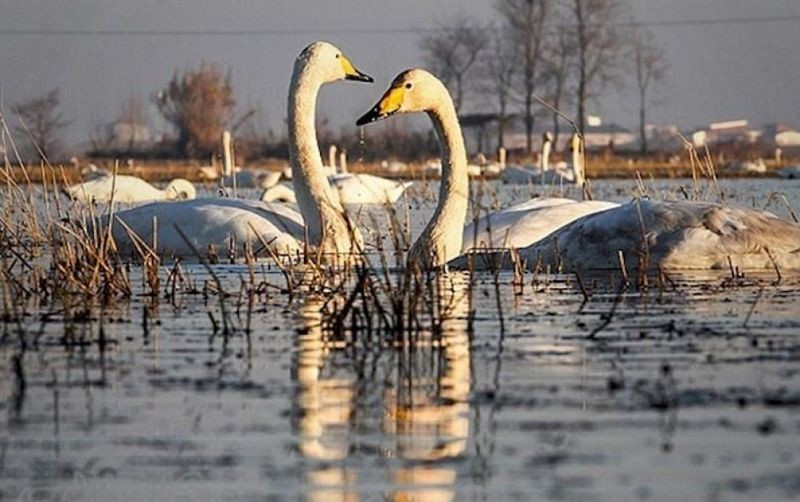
[410,94,469,266]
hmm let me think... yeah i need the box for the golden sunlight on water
[294,273,471,502]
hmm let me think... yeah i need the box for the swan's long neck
[573,137,585,186]
[288,63,360,255]
[410,93,469,267]
[541,138,551,175]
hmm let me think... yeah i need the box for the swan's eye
[405,83,412,89]
[335,54,340,59]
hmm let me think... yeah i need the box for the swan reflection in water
[292,272,472,501]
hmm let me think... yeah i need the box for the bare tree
[631,27,668,153]
[478,28,519,150]
[496,0,550,153]
[155,62,235,158]
[117,94,148,152]
[568,0,629,134]
[541,7,576,149]
[420,15,488,113]
[12,88,70,161]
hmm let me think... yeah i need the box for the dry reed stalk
[174,224,232,336]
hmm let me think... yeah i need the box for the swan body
[501,133,585,185]
[109,198,304,258]
[261,184,298,204]
[67,175,196,204]
[261,175,411,206]
[463,198,618,251]
[81,163,109,180]
[726,159,767,174]
[328,173,412,204]
[222,169,282,190]
[357,69,469,268]
[104,42,372,261]
[456,199,800,271]
[288,41,373,256]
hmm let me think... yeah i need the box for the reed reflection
[292,272,472,502]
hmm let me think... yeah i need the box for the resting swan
[462,197,618,251]
[459,199,800,271]
[478,203,800,272]
[327,149,413,204]
[66,175,196,204]
[358,70,800,272]
[260,183,298,204]
[501,132,584,186]
[357,69,469,268]
[109,41,372,259]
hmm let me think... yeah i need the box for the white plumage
[328,173,412,205]
[110,198,304,258]
[458,199,800,271]
[463,198,618,251]
[66,175,196,204]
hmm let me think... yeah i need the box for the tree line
[5,0,668,164]
[421,0,668,154]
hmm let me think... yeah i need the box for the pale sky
[1,0,799,149]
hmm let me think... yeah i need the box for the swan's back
[463,198,618,252]
[110,198,304,258]
[525,200,800,270]
[68,175,165,204]
[328,173,411,204]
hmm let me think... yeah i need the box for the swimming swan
[109,41,373,259]
[325,148,413,205]
[501,132,584,186]
[357,69,469,268]
[67,175,196,204]
[457,199,800,271]
[462,197,618,251]
[288,41,372,255]
[260,183,298,204]
[328,172,413,205]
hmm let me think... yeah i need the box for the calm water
[1,179,799,501]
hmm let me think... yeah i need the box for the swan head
[295,41,373,84]
[165,179,196,200]
[356,69,448,125]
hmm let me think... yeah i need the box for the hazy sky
[1,0,799,148]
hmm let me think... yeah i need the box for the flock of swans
[65,41,800,272]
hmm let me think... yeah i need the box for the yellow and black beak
[356,85,405,126]
[340,54,373,83]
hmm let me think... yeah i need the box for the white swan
[109,41,373,259]
[501,132,552,185]
[326,148,413,204]
[457,199,800,271]
[260,183,297,204]
[358,70,800,273]
[109,198,304,257]
[501,132,584,185]
[223,169,282,190]
[66,175,196,204]
[288,42,372,256]
[462,197,618,251]
[357,69,469,268]
[328,172,412,205]
[726,159,767,175]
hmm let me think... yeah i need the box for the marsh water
[2,178,800,501]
